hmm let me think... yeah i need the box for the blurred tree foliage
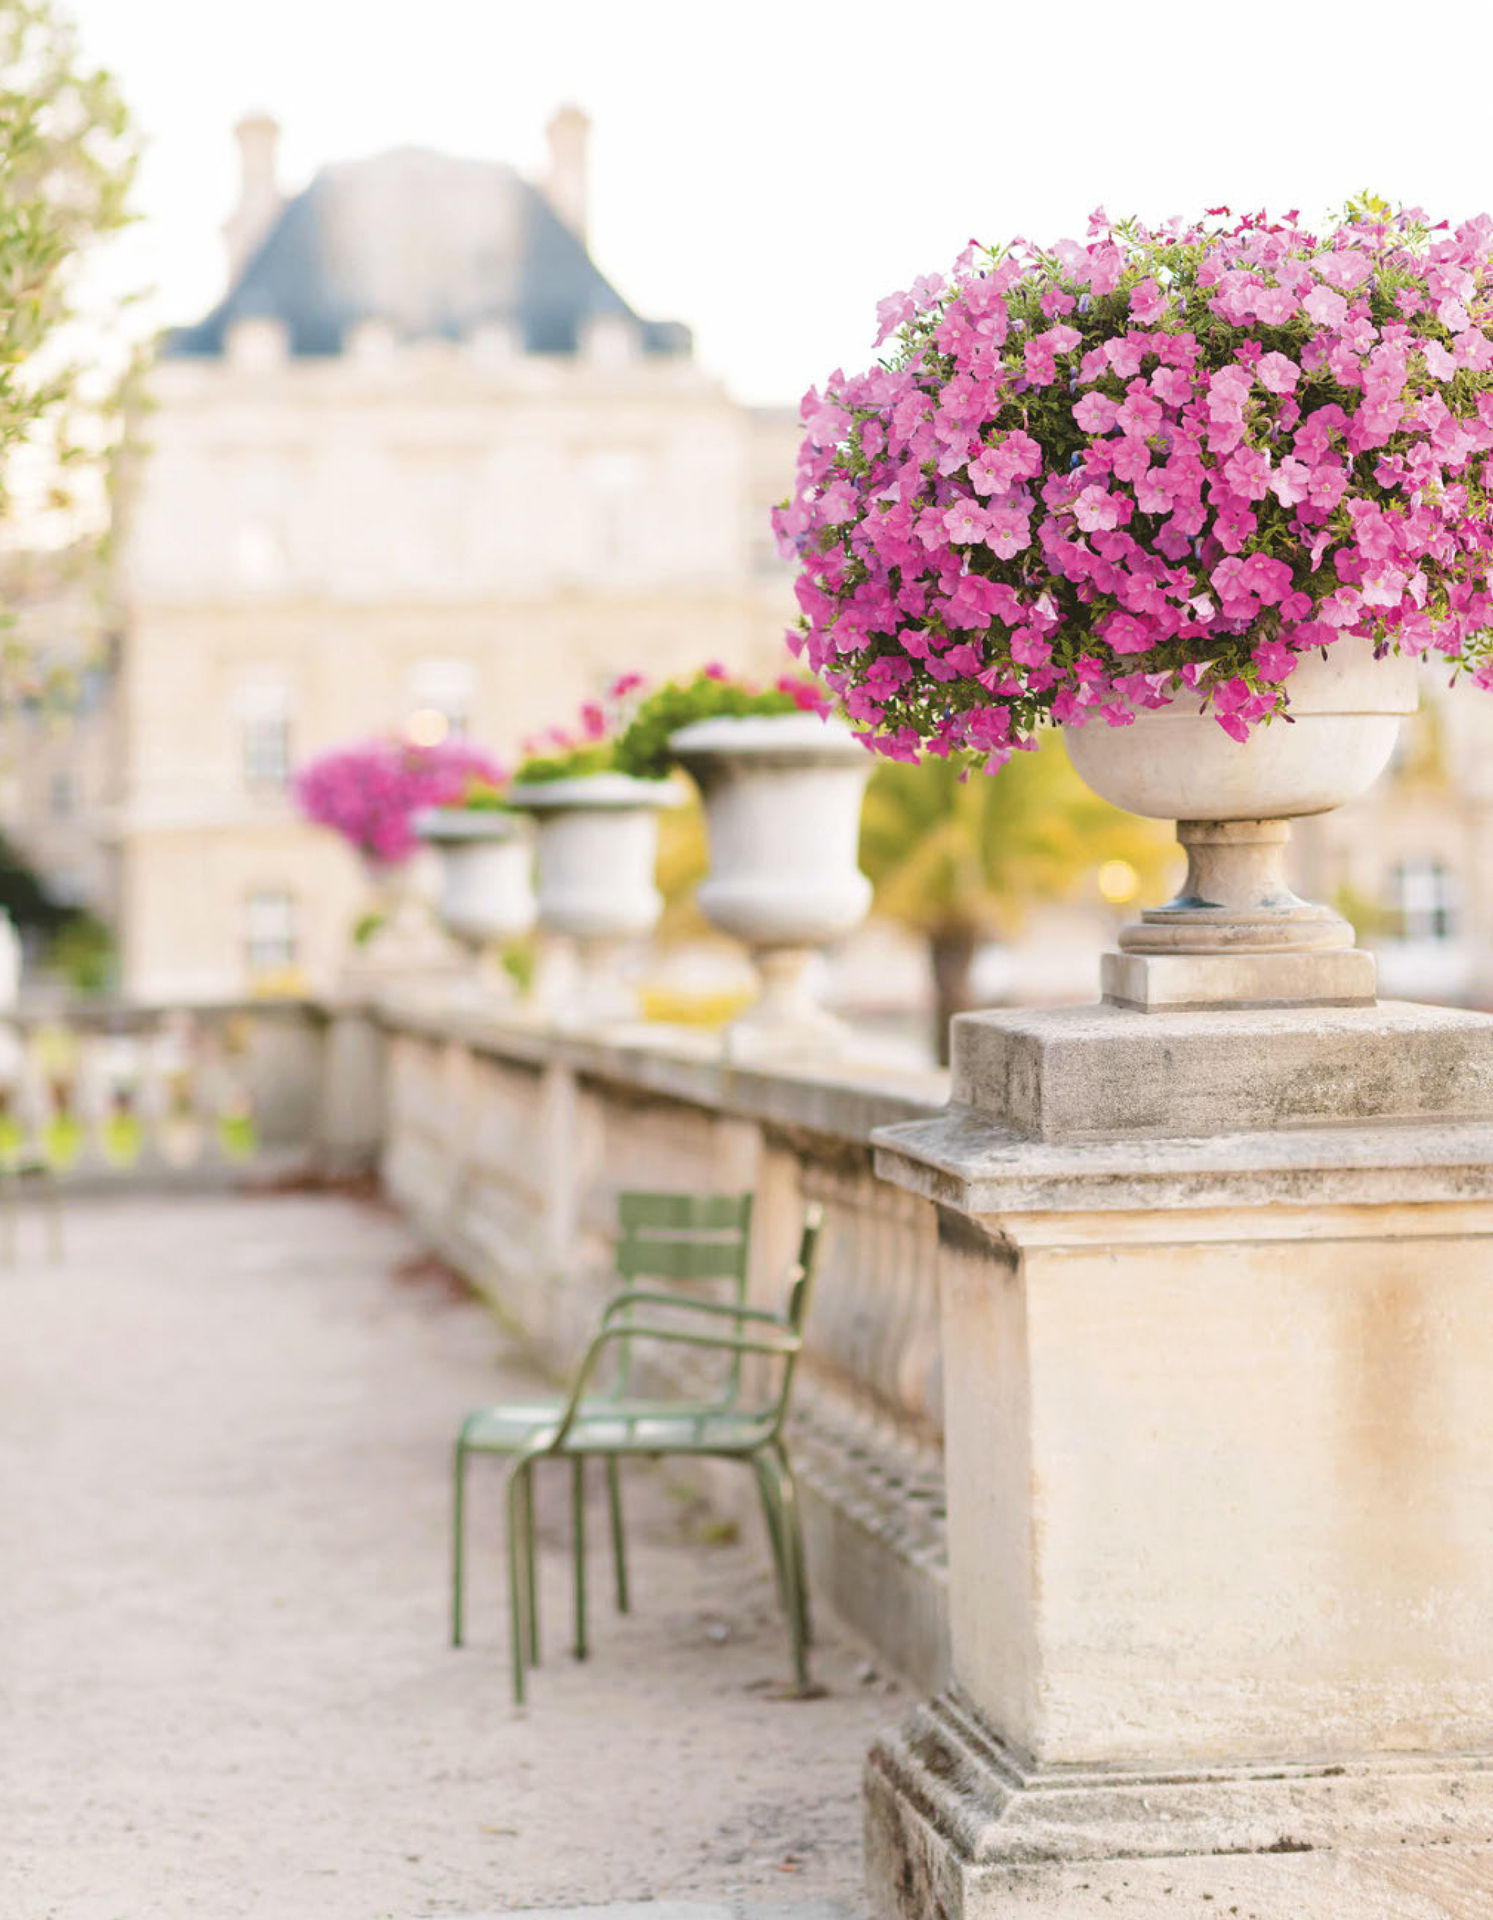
[0,0,138,528]
[859,735,1173,1061]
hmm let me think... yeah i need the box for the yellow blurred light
[407,707,450,746]
[1097,859,1140,906]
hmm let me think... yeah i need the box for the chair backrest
[615,1190,754,1294]
[612,1190,754,1397]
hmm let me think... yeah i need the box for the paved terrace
[0,1191,900,1920]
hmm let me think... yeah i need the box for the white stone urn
[669,710,873,1059]
[506,773,678,1026]
[1064,634,1419,1010]
[414,807,537,1003]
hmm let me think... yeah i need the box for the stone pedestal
[865,997,1493,1918]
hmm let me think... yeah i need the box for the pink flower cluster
[776,203,1493,765]
[519,672,647,763]
[294,737,504,861]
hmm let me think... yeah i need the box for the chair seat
[460,1400,775,1456]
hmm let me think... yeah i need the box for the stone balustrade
[0,999,324,1182]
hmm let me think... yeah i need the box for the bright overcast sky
[64,0,1493,408]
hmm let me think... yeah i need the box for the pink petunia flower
[1128,278,1168,324]
[943,500,991,544]
[1256,352,1299,393]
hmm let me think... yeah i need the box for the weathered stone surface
[947,998,1493,1141]
[866,1693,1493,1919]
[874,1110,1493,1216]
[1101,945,1376,1011]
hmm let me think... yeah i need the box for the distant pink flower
[296,738,505,862]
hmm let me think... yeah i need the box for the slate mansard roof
[165,146,691,361]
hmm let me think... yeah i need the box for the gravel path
[0,1191,898,1920]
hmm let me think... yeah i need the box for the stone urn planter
[668,710,873,1059]
[414,808,537,1002]
[1064,634,1419,1010]
[507,773,678,1026]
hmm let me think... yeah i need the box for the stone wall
[378,1006,954,1690]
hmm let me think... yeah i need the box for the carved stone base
[1101,946,1377,1012]
[865,1691,1493,1919]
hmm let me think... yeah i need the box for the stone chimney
[542,105,590,243]
[222,112,284,286]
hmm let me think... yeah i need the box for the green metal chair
[497,1202,823,1705]
[452,1191,756,1669]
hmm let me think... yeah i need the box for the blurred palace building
[7,110,798,999]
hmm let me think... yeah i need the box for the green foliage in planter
[613,674,801,782]
[451,778,517,812]
[511,743,616,786]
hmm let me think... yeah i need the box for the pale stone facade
[102,113,798,1001]
[1295,666,1493,1005]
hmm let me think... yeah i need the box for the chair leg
[572,1455,589,1660]
[606,1455,629,1614]
[451,1440,469,1648]
[523,1462,539,1666]
[506,1464,531,1706]
[767,1445,811,1692]
[752,1453,792,1627]
[773,1443,813,1655]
